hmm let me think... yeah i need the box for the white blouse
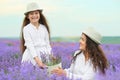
[21,23,52,65]
[64,50,96,80]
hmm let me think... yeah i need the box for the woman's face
[28,10,40,24]
[79,33,87,51]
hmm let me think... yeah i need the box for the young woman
[20,2,52,68]
[52,27,108,80]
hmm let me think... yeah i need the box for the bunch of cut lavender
[40,52,61,66]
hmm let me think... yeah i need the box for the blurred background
[0,0,120,43]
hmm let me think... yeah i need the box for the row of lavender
[0,39,120,80]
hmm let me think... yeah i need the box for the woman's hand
[51,67,66,76]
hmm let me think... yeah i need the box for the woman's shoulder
[74,50,81,56]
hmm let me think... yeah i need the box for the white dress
[64,50,96,80]
[21,23,52,65]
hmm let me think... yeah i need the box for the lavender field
[0,38,120,80]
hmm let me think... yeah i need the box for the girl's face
[28,10,40,24]
[79,33,87,51]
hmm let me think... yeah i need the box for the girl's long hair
[20,11,50,54]
[73,33,108,74]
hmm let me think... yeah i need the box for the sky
[0,0,120,38]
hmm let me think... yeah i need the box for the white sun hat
[82,27,102,44]
[24,2,42,15]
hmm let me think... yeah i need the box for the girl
[20,2,52,68]
[52,27,108,80]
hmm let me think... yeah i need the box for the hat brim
[24,9,43,15]
[82,32,101,44]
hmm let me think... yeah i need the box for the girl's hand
[34,56,48,69]
[39,63,48,69]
